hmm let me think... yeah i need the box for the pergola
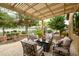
[0,3,79,20]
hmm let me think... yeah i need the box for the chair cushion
[54,47,69,53]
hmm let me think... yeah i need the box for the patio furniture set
[21,33,72,56]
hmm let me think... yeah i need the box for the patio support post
[68,13,74,37]
[41,20,45,40]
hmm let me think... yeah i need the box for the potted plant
[35,29,42,38]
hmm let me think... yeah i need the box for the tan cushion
[54,47,68,53]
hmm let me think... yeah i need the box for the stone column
[68,13,74,37]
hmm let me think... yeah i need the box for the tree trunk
[2,27,7,43]
[25,25,29,40]
[25,26,28,33]
[2,27,5,36]
[60,30,62,38]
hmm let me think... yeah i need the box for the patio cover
[0,3,79,20]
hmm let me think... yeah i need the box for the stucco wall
[68,13,79,56]
[70,34,79,55]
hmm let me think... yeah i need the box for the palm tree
[48,16,66,37]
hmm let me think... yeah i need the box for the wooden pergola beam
[45,3,55,16]
[32,3,58,14]
[64,3,65,14]
[11,3,17,7]
[17,3,26,9]
[73,4,79,12]
[38,9,63,17]
[24,3,38,12]
[37,4,64,16]
[18,3,25,9]
[14,3,21,7]
[26,4,47,18]
[37,8,74,19]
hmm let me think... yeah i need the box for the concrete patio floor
[0,41,23,56]
[0,40,53,56]
[0,39,76,56]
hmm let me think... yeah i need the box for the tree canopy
[48,16,66,32]
[0,10,18,35]
[18,14,39,27]
[0,11,17,28]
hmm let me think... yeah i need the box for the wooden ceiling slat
[18,4,25,9]
[24,3,38,12]
[55,12,64,17]
[30,4,78,17]
[64,3,65,14]
[45,3,54,16]
[41,13,52,18]
[33,4,46,10]
[54,9,64,13]
[28,4,47,18]
[38,11,50,16]
[38,6,64,16]
[11,3,17,7]
[52,5,64,11]
[53,7,74,15]
[33,3,58,14]
[16,4,28,11]
[37,4,64,17]
[73,4,79,12]
[50,4,64,10]
[19,3,25,8]
[76,4,79,11]
[27,8,35,13]
[65,8,75,14]
[32,5,54,17]
[14,3,21,7]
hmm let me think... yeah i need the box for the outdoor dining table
[36,38,50,52]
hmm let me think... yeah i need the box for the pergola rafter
[45,3,54,16]
[24,3,38,13]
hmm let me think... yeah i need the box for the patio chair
[28,35,37,41]
[21,41,43,56]
[21,41,27,56]
[53,39,72,56]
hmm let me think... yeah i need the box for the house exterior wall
[68,13,79,56]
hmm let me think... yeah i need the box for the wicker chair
[53,39,72,56]
[21,41,43,56]
[21,41,27,56]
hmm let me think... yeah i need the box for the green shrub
[35,29,42,38]
[22,31,26,34]
[61,31,67,36]
[47,30,52,33]
[13,30,17,32]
